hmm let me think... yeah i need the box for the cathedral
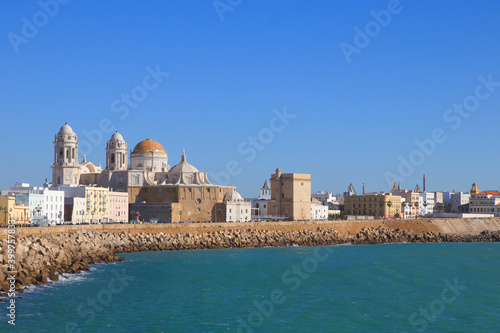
[52,123,213,191]
[51,123,239,222]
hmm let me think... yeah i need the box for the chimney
[362,183,365,195]
[423,174,426,192]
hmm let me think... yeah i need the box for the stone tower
[52,123,80,186]
[268,168,311,221]
[106,131,128,171]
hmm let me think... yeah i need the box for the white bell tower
[52,123,80,186]
[106,131,128,171]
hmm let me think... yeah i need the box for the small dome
[169,150,199,174]
[169,162,199,174]
[132,139,165,154]
[225,190,243,202]
[110,130,124,142]
[170,149,199,174]
[59,123,75,135]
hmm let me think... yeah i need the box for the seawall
[1,218,500,238]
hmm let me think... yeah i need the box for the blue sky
[1,0,500,197]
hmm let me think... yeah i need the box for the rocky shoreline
[1,227,500,295]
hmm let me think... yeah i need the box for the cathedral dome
[110,130,124,142]
[132,139,165,154]
[59,123,75,135]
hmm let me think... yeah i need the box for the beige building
[108,191,129,222]
[344,193,402,218]
[268,168,311,221]
[128,151,235,222]
[469,183,500,217]
[391,184,419,219]
[64,197,86,224]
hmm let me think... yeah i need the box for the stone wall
[3,218,500,239]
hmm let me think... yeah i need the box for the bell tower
[52,123,80,186]
[259,180,271,200]
[106,131,128,171]
[470,183,479,196]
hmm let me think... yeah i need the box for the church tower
[470,183,479,196]
[52,123,80,186]
[259,179,271,200]
[106,131,128,171]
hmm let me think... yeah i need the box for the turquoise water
[2,242,500,332]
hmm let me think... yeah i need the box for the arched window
[111,154,115,164]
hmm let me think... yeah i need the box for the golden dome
[132,139,165,154]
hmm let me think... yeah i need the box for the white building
[419,192,435,216]
[401,197,413,218]
[450,192,470,213]
[311,200,328,220]
[311,191,343,210]
[223,190,251,222]
[3,183,64,224]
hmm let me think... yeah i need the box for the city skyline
[2,1,500,197]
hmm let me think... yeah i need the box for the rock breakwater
[1,227,499,295]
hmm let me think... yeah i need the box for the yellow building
[84,187,109,223]
[268,168,312,221]
[344,193,402,218]
[0,196,29,226]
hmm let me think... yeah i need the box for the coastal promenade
[2,218,500,239]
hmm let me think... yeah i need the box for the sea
[1,242,499,332]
